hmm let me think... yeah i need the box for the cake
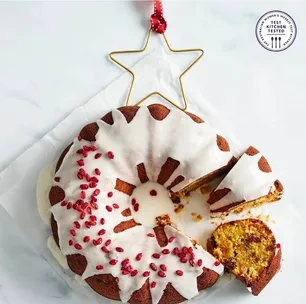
[207,146,283,214]
[207,219,282,295]
[48,104,236,303]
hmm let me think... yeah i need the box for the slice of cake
[207,219,282,295]
[207,146,283,213]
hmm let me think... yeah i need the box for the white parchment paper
[0,49,298,303]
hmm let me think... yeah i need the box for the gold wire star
[109,28,204,111]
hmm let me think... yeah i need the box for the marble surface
[1,1,306,303]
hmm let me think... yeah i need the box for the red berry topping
[188,247,193,254]
[67,202,73,209]
[105,239,111,246]
[80,191,86,199]
[214,261,221,266]
[93,189,100,196]
[162,249,170,255]
[147,233,155,238]
[87,207,92,214]
[73,221,81,229]
[173,247,179,255]
[160,264,167,271]
[131,198,136,205]
[180,257,187,263]
[79,168,86,175]
[82,150,88,157]
[95,168,101,175]
[122,270,129,275]
[90,145,97,151]
[83,145,89,151]
[95,153,102,159]
[136,253,143,261]
[197,259,203,267]
[91,196,97,203]
[80,184,88,190]
[80,212,86,220]
[77,135,82,141]
[54,177,60,182]
[83,236,90,243]
[85,174,91,182]
[89,182,97,188]
[106,205,112,212]
[85,221,91,229]
[182,246,188,254]
[101,246,109,253]
[150,263,157,271]
[77,173,83,180]
[178,253,186,258]
[176,270,183,276]
[61,201,67,207]
[152,253,160,259]
[107,192,113,198]
[107,151,114,159]
[121,259,129,267]
[112,203,119,209]
[151,282,157,288]
[116,247,124,252]
[100,218,105,225]
[276,243,281,249]
[143,271,150,277]
[74,243,82,250]
[77,159,85,166]
[76,149,83,154]
[98,229,106,236]
[131,269,138,277]
[96,265,104,270]
[91,176,99,183]
[68,239,74,246]
[168,236,175,243]
[158,271,166,278]
[109,259,118,266]
[150,189,157,196]
[134,203,139,212]
[189,260,195,267]
[90,202,99,210]
[89,215,97,221]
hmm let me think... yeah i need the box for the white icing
[47,236,69,270]
[36,163,55,224]
[210,150,277,211]
[46,106,231,303]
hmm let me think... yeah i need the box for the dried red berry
[95,153,102,159]
[90,145,97,151]
[96,265,104,270]
[162,249,170,255]
[109,259,118,266]
[131,269,138,277]
[67,202,73,209]
[93,189,100,196]
[77,135,82,141]
[85,221,91,229]
[77,173,83,180]
[150,263,157,271]
[100,218,105,225]
[98,229,106,236]
[74,243,82,250]
[276,243,281,249]
[87,207,92,214]
[68,239,74,246]
[107,192,113,198]
[143,271,150,277]
[54,177,60,182]
[79,168,86,175]
[76,149,83,154]
[188,247,193,254]
[94,168,101,175]
[80,191,86,199]
[106,205,112,212]
[189,260,195,267]
[107,151,114,159]
[90,202,99,210]
[152,253,160,259]
[74,221,81,229]
[112,203,119,209]
[178,253,186,258]
[180,257,187,263]
[158,271,166,278]
[85,174,91,182]
[136,253,142,261]
[80,184,89,190]
[116,247,124,252]
[89,215,97,221]
[77,159,85,166]
[147,233,155,238]
[214,261,221,266]
[80,212,86,220]
[89,181,97,188]
[83,145,89,151]
[101,246,109,253]
[197,259,203,267]
[176,270,183,276]
[151,281,157,288]
[149,189,157,196]
[91,176,99,183]
[121,259,129,267]
[91,196,98,202]
[83,236,90,243]
[122,270,129,275]
[182,246,188,254]
[131,198,136,205]
[61,201,67,206]
[105,239,111,246]
[168,236,175,243]
[82,150,88,157]
[160,264,167,271]
[134,203,139,212]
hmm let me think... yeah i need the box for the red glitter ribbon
[150,0,167,34]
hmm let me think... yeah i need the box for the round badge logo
[255,10,297,52]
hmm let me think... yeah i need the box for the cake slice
[207,219,282,295]
[207,146,283,213]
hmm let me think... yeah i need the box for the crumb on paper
[196,215,203,222]
[156,214,171,226]
[174,204,184,214]
[191,212,197,216]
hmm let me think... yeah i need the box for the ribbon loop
[150,0,167,34]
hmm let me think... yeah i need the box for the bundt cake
[48,104,236,303]
[207,146,283,214]
[207,219,282,296]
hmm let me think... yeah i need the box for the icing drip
[49,106,230,303]
[210,151,277,211]
[47,236,69,270]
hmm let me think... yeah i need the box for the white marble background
[0,1,306,304]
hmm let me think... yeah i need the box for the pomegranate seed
[77,135,82,141]
[113,203,119,209]
[96,265,104,270]
[77,159,85,166]
[152,253,160,259]
[72,203,77,210]
[105,239,111,246]
[82,151,88,157]
[87,207,92,214]
[90,215,97,221]
[74,221,81,229]
[131,198,136,205]
[100,218,105,225]
[77,173,83,180]
[276,243,281,249]
[150,189,157,196]
[147,233,155,238]
[80,191,86,199]
[197,259,203,267]
[134,203,139,212]
[86,174,91,182]
[107,192,113,198]
[173,247,179,255]
[131,270,138,277]
[98,229,106,236]
[107,151,114,159]
[126,265,132,272]
[76,149,83,154]
[67,202,73,209]
[160,264,167,271]
[83,236,90,243]
[80,184,88,190]
[91,196,97,202]
[162,249,170,255]
[79,168,86,175]
[190,253,195,260]
[182,247,188,254]
[143,271,150,277]
[75,205,82,212]
[189,260,195,267]
[178,253,186,258]
[89,221,96,226]
[85,221,91,229]
[121,259,129,267]
[95,153,102,159]
[122,270,129,275]
[109,259,118,266]
[136,253,142,261]
[83,145,89,152]
[95,168,101,175]
[91,202,99,209]
[74,243,82,250]
[80,212,86,220]
[188,247,193,254]
[180,257,187,263]
[116,247,124,252]
[151,282,157,288]
[168,236,175,243]
[214,261,221,266]
[93,189,100,196]
[54,177,60,182]
[150,263,157,271]
[91,176,99,183]
[90,146,97,151]
[68,239,74,246]
[106,205,112,212]
[101,246,109,253]
[158,271,166,278]
[176,270,183,276]
[93,240,98,246]
[61,201,67,206]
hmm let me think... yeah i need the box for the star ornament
[109,28,204,111]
